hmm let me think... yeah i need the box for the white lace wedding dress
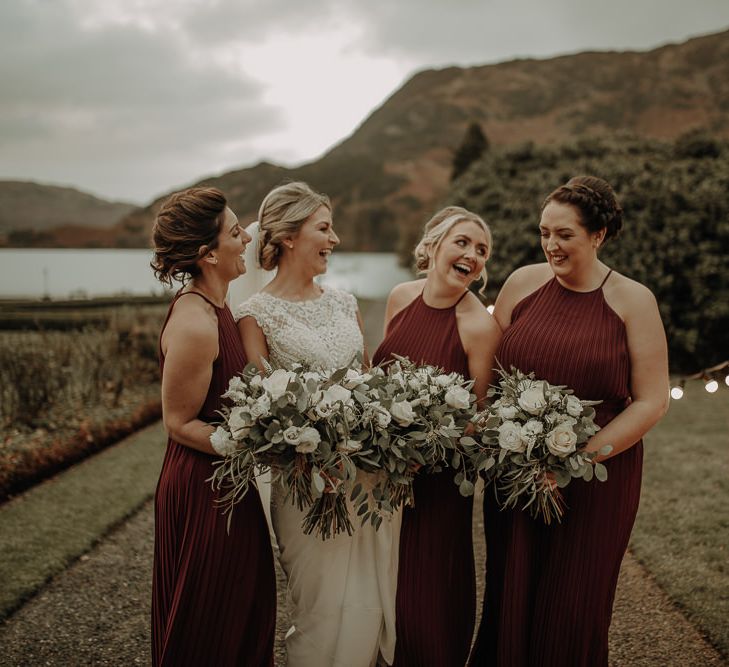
[235,286,400,667]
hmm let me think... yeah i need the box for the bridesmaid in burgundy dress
[470,176,669,666]
[373,206,502,666]
[150,188,276,666]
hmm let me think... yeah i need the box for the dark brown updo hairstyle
[542,175,623,243]
[151,187,227,287]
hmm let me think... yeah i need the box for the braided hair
[543,176,623,242]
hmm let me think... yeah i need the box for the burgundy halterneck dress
[373,291,476,667]
[470,271,643,667]
[151,291,276,667]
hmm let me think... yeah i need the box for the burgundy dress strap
[599,268,613,289]
[158,290,224,362]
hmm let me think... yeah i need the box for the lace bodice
[234,286,363,371]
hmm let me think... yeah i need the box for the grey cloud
[0,0,284,202]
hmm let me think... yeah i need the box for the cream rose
[227,407,253,439]
[520,419,544,441]
[322,384,352,405]
[517,383,547,415]
[445,385,471,410]
[283,425,302,445]
[545,423,578,456]
[390,400,416,426]
[210,426,238,457]
[565,395,583,418]
[261,368,295,400]
[496,401,519,420]
[498,421,526,453]
[296,427,321,453]
[336,438,362,453]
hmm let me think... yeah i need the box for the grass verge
[0,421,166,620]
[630,381,729,658]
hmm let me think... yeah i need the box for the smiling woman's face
[539,201,602,279]
[430,219,490,289]
[286,205,340,277]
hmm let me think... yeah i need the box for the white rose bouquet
[471,365,611,524]
[209,356,484,538]
[209,362,367,540]
[347,356,483,527]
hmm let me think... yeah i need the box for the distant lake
[0,249,413,300]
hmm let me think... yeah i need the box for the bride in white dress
[229,181,400,667]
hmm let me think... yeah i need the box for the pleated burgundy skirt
[151,292,276,666]
[470,274,643,667]
[374,290,476,667]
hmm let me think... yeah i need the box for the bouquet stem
[302,494,353,540]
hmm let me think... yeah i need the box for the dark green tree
[451,122,489,181]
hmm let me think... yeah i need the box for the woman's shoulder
[387,279,424,307]
[458,291,502,335]
[503,263,553,293]
[232,291,277,323]
[603,270,658,319]
[162,293,219,353]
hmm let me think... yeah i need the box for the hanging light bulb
[705,379,719,393]
[725,374,729,387]
[670,386,684,400]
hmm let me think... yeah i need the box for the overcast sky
[2,0,728,205]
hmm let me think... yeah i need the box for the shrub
[448,134,729,373]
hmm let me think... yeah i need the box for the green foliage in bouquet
[209,356,485,539]
[472,365,612,524]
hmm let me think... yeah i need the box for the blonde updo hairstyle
[257,181,332,271]
[414,206,492,292]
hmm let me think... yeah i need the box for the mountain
[0,181,135,247]
[15,28,729,250]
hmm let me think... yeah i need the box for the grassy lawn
[0,422,166,620]
[631,380,729,657]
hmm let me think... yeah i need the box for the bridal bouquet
[348,356,482,527]
[209,357,482,539]
[209,362,365,540]
[471,366,611,524]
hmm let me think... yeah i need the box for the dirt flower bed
[0,384,161,502]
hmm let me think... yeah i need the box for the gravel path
[0,493,724,666]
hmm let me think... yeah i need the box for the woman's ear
[199,245,218,265]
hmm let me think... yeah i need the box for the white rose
[517,383,547,415]
[210,426,238,457]
[375,408,391,429]
[545,423,578,457]
[390,400,416,426]
[498,421,526,453]
[283,425,301,445]
[249,374,262,388]
[565,395,583,418]
[261,369,295,400]
[435,373,454,388]
[417,389,432,407]
[296,426,321,453]
[249,394,271,419]
[337,438,362,453]
[445,385,471,410]
[520,419,544,443]
[313,401,335,419]
[408,377,422,391]
[227,407,253,438]
[497,402,519,420]
[324,384,352,405]
[343,368,364,388]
